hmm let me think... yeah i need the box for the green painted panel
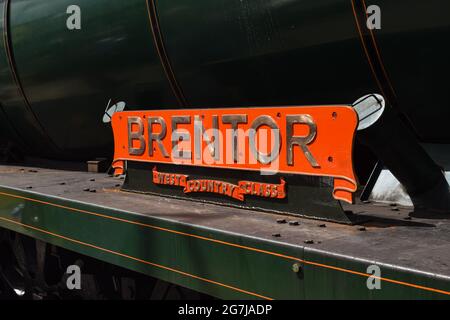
[365,0,450,142]
[0,186,449,299]
[5,0,176,158]
[0,0,54,153]
[303,249,450,300]
[156,0,376,108]
[0,186,304,299]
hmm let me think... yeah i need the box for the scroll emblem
[152,167,286,201]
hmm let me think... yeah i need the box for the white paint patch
[370,169,450,206]
[14,288,25,296]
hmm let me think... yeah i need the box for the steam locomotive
[0,0,449,300]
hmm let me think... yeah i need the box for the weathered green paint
[156,0,375,108]
[0,185,449,299]
[0,0,53,153]
[302,249,450,300]
[2,0,450,160]
[365,0,450,142]
[2,0,177,158]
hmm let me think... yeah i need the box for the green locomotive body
[1,0,450,300]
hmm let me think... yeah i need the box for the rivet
[292,263,301,273]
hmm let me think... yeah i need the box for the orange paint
[111,105,358,203]
[152,167,286,201]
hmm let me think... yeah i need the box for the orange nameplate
[111,106,358,203]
